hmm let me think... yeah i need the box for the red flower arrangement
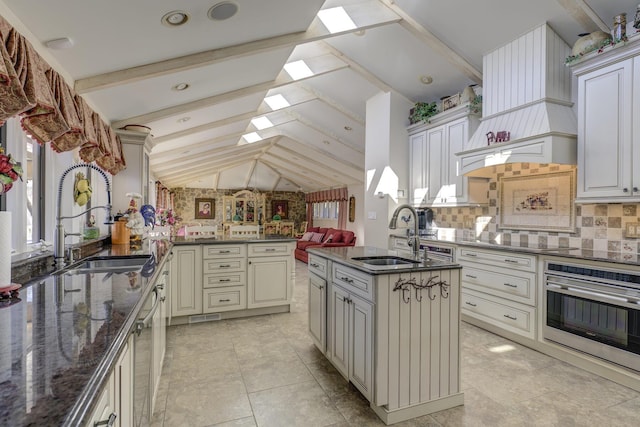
[0,148,23,193]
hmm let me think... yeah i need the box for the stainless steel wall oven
[543,261,640,372]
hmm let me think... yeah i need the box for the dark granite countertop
[0,239,172,427]
[171,235,297,245]
[307,246,460,275]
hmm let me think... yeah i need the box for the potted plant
[409,102,438,124]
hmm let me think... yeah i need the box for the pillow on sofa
[309,232,325,243]
[323,234,333,244]
[325,230,343,243]
[342,231,355,244]
[300,231,314,241]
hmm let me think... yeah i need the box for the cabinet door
[349,293,373,400]
[446,118,468,202]
[329,285,350,379]
[115,336,134,427]
[577,58,633,200]
[170,246,202,317]
[87,372,116,427]
[308,274,327,353]
[426,125,445,203]
[410,131,428,205]
[247,256,291,308]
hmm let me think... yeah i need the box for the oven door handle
[134,286,160,336]
[547,281,640,308]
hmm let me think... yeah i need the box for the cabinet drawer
[203,272,246,288]
[248,242,293,257]
[461,289,535,339]
[203,258,246,273]
[461,264,535,305]
[203,244,246,259]
[203,287,246,313]
[458,247,535,272]
[332,264,374,302]
[308,254,329,279]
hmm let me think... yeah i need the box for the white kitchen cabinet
[87,370,115,427]
[308,272,327,353]
[203,243,247,313]
[571,38,640,202]
[408,106,486,207]
[246,242,294,309]
[170,245,202,317]
[113,129,153,213]
[457,246,537,340]
[151,267,167,415]
[329,283,373,400]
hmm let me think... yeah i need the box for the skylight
[243,132,262,143]
[251,116,274,130]
[317,7,356,34]
[284,60,313,80]
[264,94,290,110]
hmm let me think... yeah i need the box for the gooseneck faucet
[55,163,113,268]
[389,204,421,258]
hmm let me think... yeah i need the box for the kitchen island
[307,246,463,425]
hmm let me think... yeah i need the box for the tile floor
[151,261,640,426]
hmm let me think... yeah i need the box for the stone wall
[170,188,306,230]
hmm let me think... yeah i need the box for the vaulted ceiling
[0,0,636,192]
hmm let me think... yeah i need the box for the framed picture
[272,200,288,219]
[499,171,575,232]
[441,93,460,111]
[195,198,215,219]
[349,196,355,222]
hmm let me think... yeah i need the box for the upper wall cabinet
[571,35,640,203]
[408,104,488,207]
[113,129,153,213]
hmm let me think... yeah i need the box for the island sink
[60,255,152,274]
[351,256,418,266]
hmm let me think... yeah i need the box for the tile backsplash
[432,163,640,256]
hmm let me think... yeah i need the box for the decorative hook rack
[393,275,449,304]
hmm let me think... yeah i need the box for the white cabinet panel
[170,246,202,317]
[203,286,247,312]
[308,273,327,353]
[247,256,291,308]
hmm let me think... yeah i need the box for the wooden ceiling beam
[152,111,257,144]
[555,0,609,33]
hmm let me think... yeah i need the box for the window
[313,201,339,219]
[1,118,45,252]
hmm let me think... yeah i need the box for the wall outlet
[625,222,640,238]
[368,211,377,220]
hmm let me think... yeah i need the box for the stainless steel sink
[61,255,152,274]
[351,256,418,267]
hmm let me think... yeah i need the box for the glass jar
[613,13,626,40]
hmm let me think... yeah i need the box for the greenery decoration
[469,95,482,115]
[565,35,629,64]
[409,102,438,124]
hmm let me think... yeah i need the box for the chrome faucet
[55,163,113,268]
[389,204,421,258]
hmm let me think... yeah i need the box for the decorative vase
[613,13,627,40]
[571,30,612,56]
[461,85,476,104]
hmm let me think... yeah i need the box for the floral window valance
[0,14,126,175]
[305,187,348,203]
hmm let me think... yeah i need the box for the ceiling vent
[458,24,577,177]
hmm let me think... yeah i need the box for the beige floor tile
[249,380,345,427]
[209,416,257,427]
[170,348,241,386]
[240,354,315,393]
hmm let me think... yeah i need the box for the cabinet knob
[94,412,117,427]
[634,187,638,193]
[624,188,629,193]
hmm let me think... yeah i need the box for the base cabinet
[170,245,203,317]
[308,273,327,352]
[329,283,373,400]
[247,256,291,308]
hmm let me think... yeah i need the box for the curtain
[305,187,348,228]
[337,199,347,229]
[0,14,127,175]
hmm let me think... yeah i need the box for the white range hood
[458,24,577,177]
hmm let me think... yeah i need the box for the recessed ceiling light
[317,7,356,33]
[264,94,290,110]
[420,75,433,85]
[251,116,274,130]
[208,2,239,21]
[354,29,366,36]
[172,82,189,91]
[162,10,189,27]
[284,60,314,80]
[177,117,190,123]
[344,126,352,131]
[44,37,74,49]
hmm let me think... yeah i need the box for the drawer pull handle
[219,278,231,282]
[219,250,231,254]
[340,276,354,284]
[219,264,231,268]
[219,299,231,302]
[465,301,477,307]
[465,274,477,279]
[310,263,319,268]
[265,248,276,252]
[94,413,117,427]
[503,314,517,320]
[163,270,169,276]
[503,283,517,288]
[504,259,518,264]
[466,253,477,257]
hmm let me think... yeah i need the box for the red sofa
[294,227,356,263]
